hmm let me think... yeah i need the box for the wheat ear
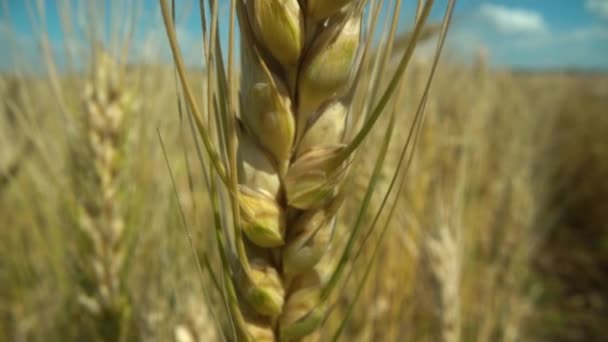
[226,1,364,340]
[71,52,138,339]
[425,225,461,342]
[159,0,454,339]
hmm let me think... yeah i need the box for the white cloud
[479,4,548,34]
[587,0,608,19]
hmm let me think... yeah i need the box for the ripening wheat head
[160,0,454,340]
[229,2,363,340]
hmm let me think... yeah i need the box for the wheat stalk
[71,52,138,340]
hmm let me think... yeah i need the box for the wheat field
[1,1,607,341]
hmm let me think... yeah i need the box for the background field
[2,60,606,341]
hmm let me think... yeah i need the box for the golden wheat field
[1,1,608,341]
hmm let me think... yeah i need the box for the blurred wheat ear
[160,0,454,340]
[68,51,140,341]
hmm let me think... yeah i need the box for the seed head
[285,146,348,209]
[242,259,285,317]
[283,209,334,276]
[237,128,281,197]
[279,271,326,341]
[248,0,304,68]
[239,186,286,248]
[297,101,346,156]
[298,16,361,116]
[242,77,295,168]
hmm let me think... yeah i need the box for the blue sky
[447,0,608,69]
[1,0,608,71]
